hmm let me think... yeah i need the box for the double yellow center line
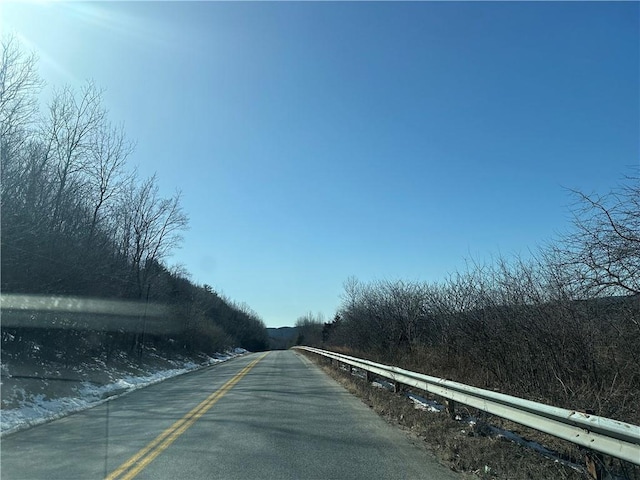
[106,352,268,480]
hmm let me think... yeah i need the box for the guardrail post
[365,371,373,382]
[394,381,402,393]
[445,399,456,419]
[583,409,604,480]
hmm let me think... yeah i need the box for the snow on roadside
[406,392,445,413]
[372,379,396,391]
[0,348,248,437]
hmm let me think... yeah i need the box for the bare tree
[0,35,43,152]
[295,312,325,346]
[44,82,106,232]
[85,121,135,243]
[0,35,44,201]
[125,175,189,298]
[556,175,640,296]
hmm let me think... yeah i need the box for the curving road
[1,350,462,479]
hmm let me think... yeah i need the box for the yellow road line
[106,352,268,480]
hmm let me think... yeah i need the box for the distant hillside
[267,327,298,350]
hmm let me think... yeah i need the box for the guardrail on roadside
[294,346,640,470]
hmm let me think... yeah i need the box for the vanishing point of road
[1,350,462,479]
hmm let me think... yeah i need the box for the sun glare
[0,1,171,87]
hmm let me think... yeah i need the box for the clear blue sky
[2,2,638,327]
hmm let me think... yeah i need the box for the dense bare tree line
[295,312,325,347]
[304,172,639,425]
[1,36,269,358]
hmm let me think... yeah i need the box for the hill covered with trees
[0,36,269,365]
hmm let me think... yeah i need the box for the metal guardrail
[295,346,640,466]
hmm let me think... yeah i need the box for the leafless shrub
[324,174,640,426]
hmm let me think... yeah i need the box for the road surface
[1,350,461,479]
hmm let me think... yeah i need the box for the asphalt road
[1,350,462,480]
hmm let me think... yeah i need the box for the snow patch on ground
[371,379,396,391]
[406,392,445,413]
[0,348,248,436]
